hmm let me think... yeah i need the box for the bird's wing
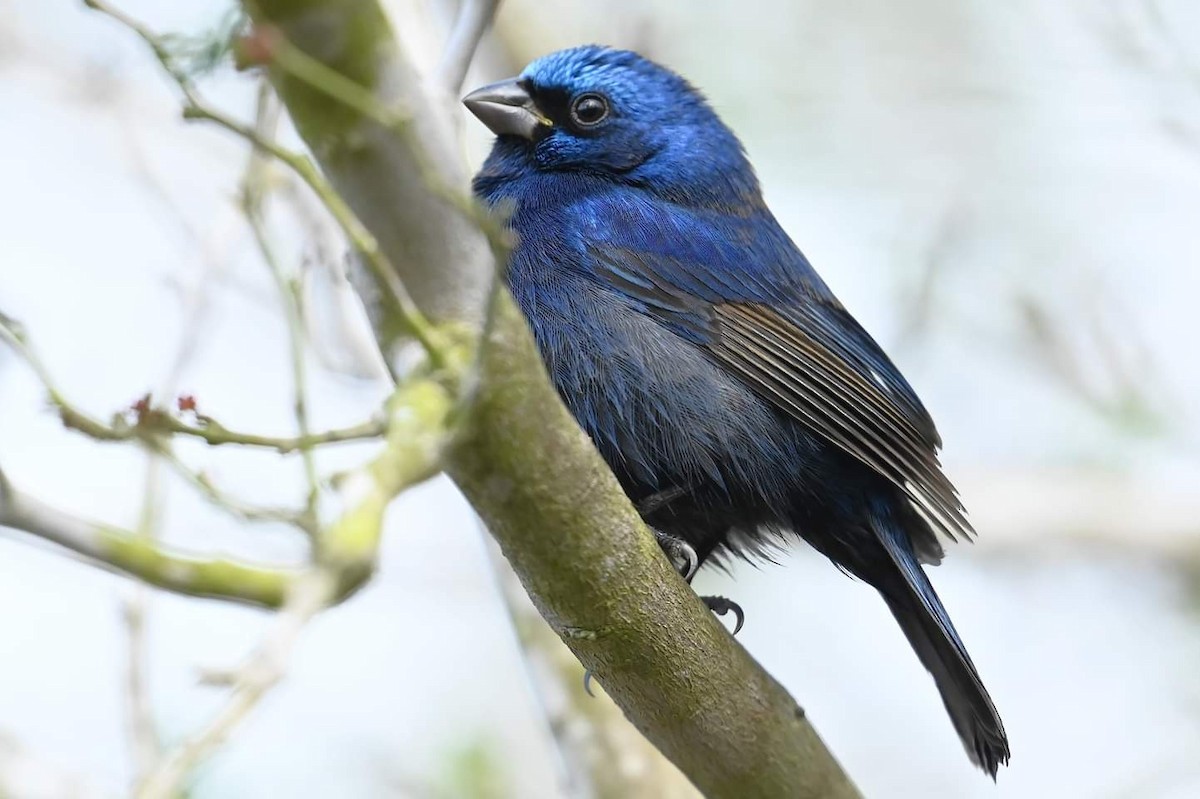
[580,196,971,543]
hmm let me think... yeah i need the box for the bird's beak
[462,78,550,141]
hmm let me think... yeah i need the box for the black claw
[703,595,745,635]
[583,669,596,697]
[678,544,698,582]
[653,529,700,582]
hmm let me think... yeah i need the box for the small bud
[233,25,280,70]
[130,393,153,421]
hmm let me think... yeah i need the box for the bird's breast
[508,252,816,505]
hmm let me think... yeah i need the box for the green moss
[250,0,396,152]
[96,527,293,608]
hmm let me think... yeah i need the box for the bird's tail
[873,510,1011,777]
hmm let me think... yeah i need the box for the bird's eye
[569,94,609,127]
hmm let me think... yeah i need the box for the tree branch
[446,301,858,798]
[0,467,298,607]
[484,540,700,797]
[437,0,501,92]
[1,305,388,453]
[0,371,450,608]
[137,568,338,799]
[246,0,495,328]
[86,0,455,371]
[243,1,861,795]
[239,78,323,525]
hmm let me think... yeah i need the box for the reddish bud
[234,25,281,70]
[131,393,152,419]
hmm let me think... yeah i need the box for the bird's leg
[636,486,686,516]
[651,528,745,636]
[635,489,702,581]
[652,528,699,582]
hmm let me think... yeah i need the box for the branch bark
[245,1,861,796]
[0,466,298,607]
[0,376,450,609]
[437,0,501,91]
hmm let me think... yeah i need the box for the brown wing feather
[710,303,973,543]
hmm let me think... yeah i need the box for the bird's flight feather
[581,193,970,550]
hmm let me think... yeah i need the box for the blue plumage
[466,45,1009,776]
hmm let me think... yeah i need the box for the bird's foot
[650,530,745,634]
[702,595,745,635]
[652,528,699,582]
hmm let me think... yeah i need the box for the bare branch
[0,467,299,608]
[155,448,310,528]
[137,569,338,799]
[0,364,451,608]
[154,414,388,453]
[84,0,456,372]
[0,308,389,452]
[437,0,501,92]
[239,79,322,525]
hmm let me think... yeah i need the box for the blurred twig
[1014,282,1166,436]
[0,732,106,799]
[125,457,164,791]
[155,447,310,528]
[239,78,322,528]
[137,568,337,799]
[0,310,388,452]
[84,0,453,373]
[437,0,500,91]
[0,464,302,606]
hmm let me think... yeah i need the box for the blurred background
[2,0,1199,796]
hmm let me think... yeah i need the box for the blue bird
[464,46,1010,776]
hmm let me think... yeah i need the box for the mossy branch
[0,374,452,609]
[0,466,296,607]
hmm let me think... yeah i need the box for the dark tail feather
[874,514,1011,777]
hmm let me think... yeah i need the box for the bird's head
[464,46,761,207]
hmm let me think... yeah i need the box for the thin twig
[155,447,310,528]
[84,0,454,372]
[136,569,337,799]
[240,79,322,526]
[125,456,164,791]
[261,26,511,259]
[156,413,387,452]
[437,0,501,92]
[123,587,158,788]
[0,315,388,451]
